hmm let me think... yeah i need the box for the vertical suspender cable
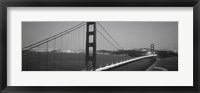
[46,41,49,71]
[37,46,39,70]
[54,39,56,71]
[25,51,28,70]
[65,33,67,69]
[83,25,85,70]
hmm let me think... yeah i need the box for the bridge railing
[95,54,157,71]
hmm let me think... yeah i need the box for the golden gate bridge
[22,22,157,71]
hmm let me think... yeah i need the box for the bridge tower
[151,44,154,54]
[85,22,96,71]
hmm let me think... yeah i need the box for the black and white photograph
[22,21,178,71]
[1,0,199,92]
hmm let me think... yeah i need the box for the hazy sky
[22,21,178,50]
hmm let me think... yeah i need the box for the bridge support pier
[85,22,96,71]
[151,44,154,54]
[151,44,157,61]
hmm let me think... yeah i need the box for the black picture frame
[0,0,199,93]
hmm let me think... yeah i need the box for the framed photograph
[0,0,199,93]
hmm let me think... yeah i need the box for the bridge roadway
[95,54,157,71]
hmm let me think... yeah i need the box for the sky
[22,21,178,51]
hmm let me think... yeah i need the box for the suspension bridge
[22,22,157,71]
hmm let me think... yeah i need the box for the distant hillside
[97,48,178,58]
[155,50,178,58]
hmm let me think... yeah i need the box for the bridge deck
[95,54,157,71]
